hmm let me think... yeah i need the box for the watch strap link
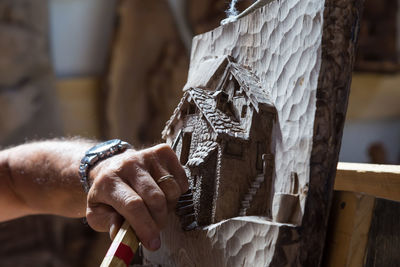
[79,139,132,193]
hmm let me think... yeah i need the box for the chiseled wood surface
[335,162,400,202]
[144,0,363,266]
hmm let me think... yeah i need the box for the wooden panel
[335,162,400,202]
[323,191,375,267]
[143,0,363,265]
[365,198,400,267]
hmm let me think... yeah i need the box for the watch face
[87,139,120,155]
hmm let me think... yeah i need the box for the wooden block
[323,191,375,267]
[335,162,400,202]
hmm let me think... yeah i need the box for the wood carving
[144,0,363,266]
[162,56,276,226]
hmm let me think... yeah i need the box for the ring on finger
[156,174,174,184]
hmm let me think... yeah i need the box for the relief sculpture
[163,56,277,227]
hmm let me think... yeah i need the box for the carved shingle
[187,140,218,167]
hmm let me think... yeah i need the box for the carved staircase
[239,174,265,216]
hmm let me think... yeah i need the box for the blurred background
[0,0,398,266]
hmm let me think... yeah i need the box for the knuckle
[170,186,182,200]
[93,173,115,189]
[85,208,106,232]
[154,144,175,159]
[85,208,96,223]
[124,196,145,214]
[147,191,167,213]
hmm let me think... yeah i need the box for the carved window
[241,105,247,118]
[180,132,192,165]
[256,142,266,171]
[188,103,196,114]
[225,141,243,157]
[215,91,230,111]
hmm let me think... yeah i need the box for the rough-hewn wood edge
[300,0,365,266]
[335,162,400,202]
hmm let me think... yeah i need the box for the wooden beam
[323,191,375,267]
[335,162,400,202]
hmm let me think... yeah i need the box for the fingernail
[109,224,117,240]
[150,237,161,250]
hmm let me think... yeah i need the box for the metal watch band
[79,139,132,193]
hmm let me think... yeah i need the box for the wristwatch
[79,139,132,193]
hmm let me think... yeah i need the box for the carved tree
[143,0,363,266]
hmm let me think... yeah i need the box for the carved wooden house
[162,57,277,226]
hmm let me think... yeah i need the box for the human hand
[85,144,188,251]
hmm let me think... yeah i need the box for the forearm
[0,139,95,221]
[0,139,189,250]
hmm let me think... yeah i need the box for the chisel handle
[100,220,140,267]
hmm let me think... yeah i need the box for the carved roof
[228,63,274,113]
[162,60,276,140]
[162,88,247,140]
[191,88,246,137]
[187,140,218,167]
[162,94,188,138]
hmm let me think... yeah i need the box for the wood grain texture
[335,162,400,202]
[144,0,363,266]
[144,215,298,267]
[323,191,375,267]
[365,198,400,267]
[185,0,324,210]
